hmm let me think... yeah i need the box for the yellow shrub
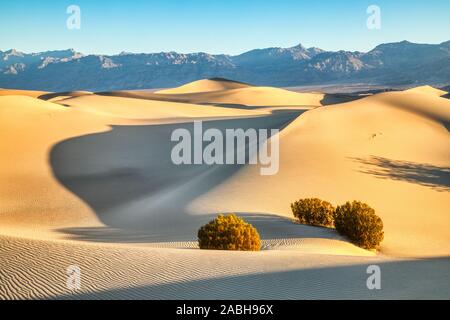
[290,198,335,227]
[334,201,384,249]
[198,214,261,251]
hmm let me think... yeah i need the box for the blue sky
[1,0,449,55]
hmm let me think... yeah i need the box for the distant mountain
[0,41,449,91]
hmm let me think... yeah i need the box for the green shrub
[290,198,335,227]
[198,214,261,251]
[334,201,384,249]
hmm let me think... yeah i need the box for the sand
[0,88,49,98]
[156,78,251,94]
[156,85,326,107]
[0,79,449,299]
[1,234,449,300]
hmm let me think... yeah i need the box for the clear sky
[1,0,449,55]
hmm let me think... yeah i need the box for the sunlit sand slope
[156,86,325,107]
[156,78,251,94]
[58,94,264,119]
[0,89,49,98]
[102,78,325,108]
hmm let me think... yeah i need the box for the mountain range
[1,40,449,91]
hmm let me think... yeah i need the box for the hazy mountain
[0,41,449,91]
[231,44,323,66]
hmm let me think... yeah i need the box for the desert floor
[0,79,449,299]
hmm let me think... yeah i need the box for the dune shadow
[50,113,304,242]
[445,123,450,132]
[97,90,364,109]
[320,93,363,106]
[443,122,450,132]
[57,212,341,244]
[38,91,91,100]
[351,156,450,192]
[96,91,317,112]
[52,256,450,299]
[197,102,316,111]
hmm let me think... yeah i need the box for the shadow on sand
[52,256,450,299]
[57,212,342,244]
[38,91,91,100]
[96,90,362,107]
[319,93,363,105]
[351,156,450,192]
[50,112,306,242]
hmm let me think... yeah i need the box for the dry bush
[198,214,261,251]
[290,198,335,227]
[334,201,384,249]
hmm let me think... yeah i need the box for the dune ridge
[155,86,326,107]
[100,78,326,108]
[0,89,49,98]
[156,78,251,94]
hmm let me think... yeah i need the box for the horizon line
[2,39,449,57]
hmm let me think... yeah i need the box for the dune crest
[156,78,251,94]
[0,89,49,98]
[159,86,325,107]
[404,85,448,97]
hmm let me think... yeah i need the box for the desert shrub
[290,198,335,227]
[198,214,261,251]
[334,201,384,249]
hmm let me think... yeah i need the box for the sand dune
[0,94,261,231]
[156,86,326,107]
[0,95,110,230]
[156,78,251,94]
[38,91,94,102]
[0,82,449,299]
[372,87,450,126]
[0,88,49,98]
[185,90,449,257]
[405,85,448,97]
[57,93,264,119]
[101,79,325,108]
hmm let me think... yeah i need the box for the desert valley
[0,78,449,299]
